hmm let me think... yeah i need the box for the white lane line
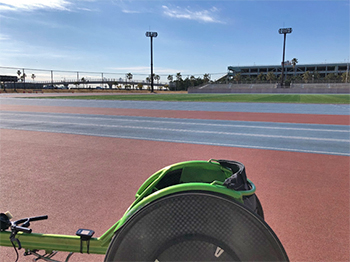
[1,112,349,133]
[2,127,349,156]
[2,118,350,143]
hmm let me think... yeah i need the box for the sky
[0,0,349,82]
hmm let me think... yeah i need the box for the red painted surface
[1,104,349,125]
[0,104,349,261]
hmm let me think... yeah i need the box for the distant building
[228,62,349,79]
[0,75,18,82]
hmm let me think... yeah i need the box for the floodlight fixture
[146,31,158,92]
[279,28,292,87]
[146,32,158,38]
[278,28,292,34]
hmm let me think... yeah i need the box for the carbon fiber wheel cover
[104,192,288,261]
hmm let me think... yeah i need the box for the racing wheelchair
[0,159,288,261]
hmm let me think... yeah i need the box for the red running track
[0,104,349,262]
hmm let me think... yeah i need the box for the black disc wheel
[104,191,288,262]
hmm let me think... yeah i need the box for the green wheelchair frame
[0,159,286,261]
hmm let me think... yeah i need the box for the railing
[34,78,168,86]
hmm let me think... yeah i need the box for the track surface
[1,97,350,115]
[1,111,349,156]
[0,96,349,261]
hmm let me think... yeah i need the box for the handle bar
[12,215,48,234]
[12,225,32,234]
[13,215,48,226]
[27,215,48,222]
[7,214,48,253]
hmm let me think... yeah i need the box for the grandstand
[227,62,348,79]
[188,62,349,94]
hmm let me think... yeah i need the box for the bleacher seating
[188,83,349,94]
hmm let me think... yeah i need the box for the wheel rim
[104,191,288,262]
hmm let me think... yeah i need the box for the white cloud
[162,5,223,24]
[0,33,9,41]
[77,7,94,12]
[122,9,141,14]
[0,0,71,11]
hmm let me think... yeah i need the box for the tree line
[167,73,211,91]
[119,72,213,91]
[224,71,349,86]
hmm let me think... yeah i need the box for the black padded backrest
[154,169,183,190]
[218,160,250,191]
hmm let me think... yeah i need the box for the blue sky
[0,0,349,81]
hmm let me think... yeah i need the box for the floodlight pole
[279,28,292,87]
[146,31,158,92]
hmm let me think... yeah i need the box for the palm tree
[325,73,336,82]
[31,74,36,82]
[126,73,133,89]
[145,76,151,91]
[190,75,196,86]
[126,73,133,81]
[176,72,182,82]
[291,58,298,75]
[341,72,349,83]
[81,77,86,88]
[257,73,265,82]
[17,70,21,80]
[175,72,183,91]
[312,71,320,82]
[203,73,210,83]
[21,73,27,89]
[19,73,27,90]
[266,72,276,83]
[154,74,160,84]
[16,70,22,91]
[303,71,311,83]
[234,73,241,83]
[167,75,174,90]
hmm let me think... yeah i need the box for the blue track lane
[1,97,350,115]
[1,111,349,156]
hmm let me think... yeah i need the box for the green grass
[39,94,350,104]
